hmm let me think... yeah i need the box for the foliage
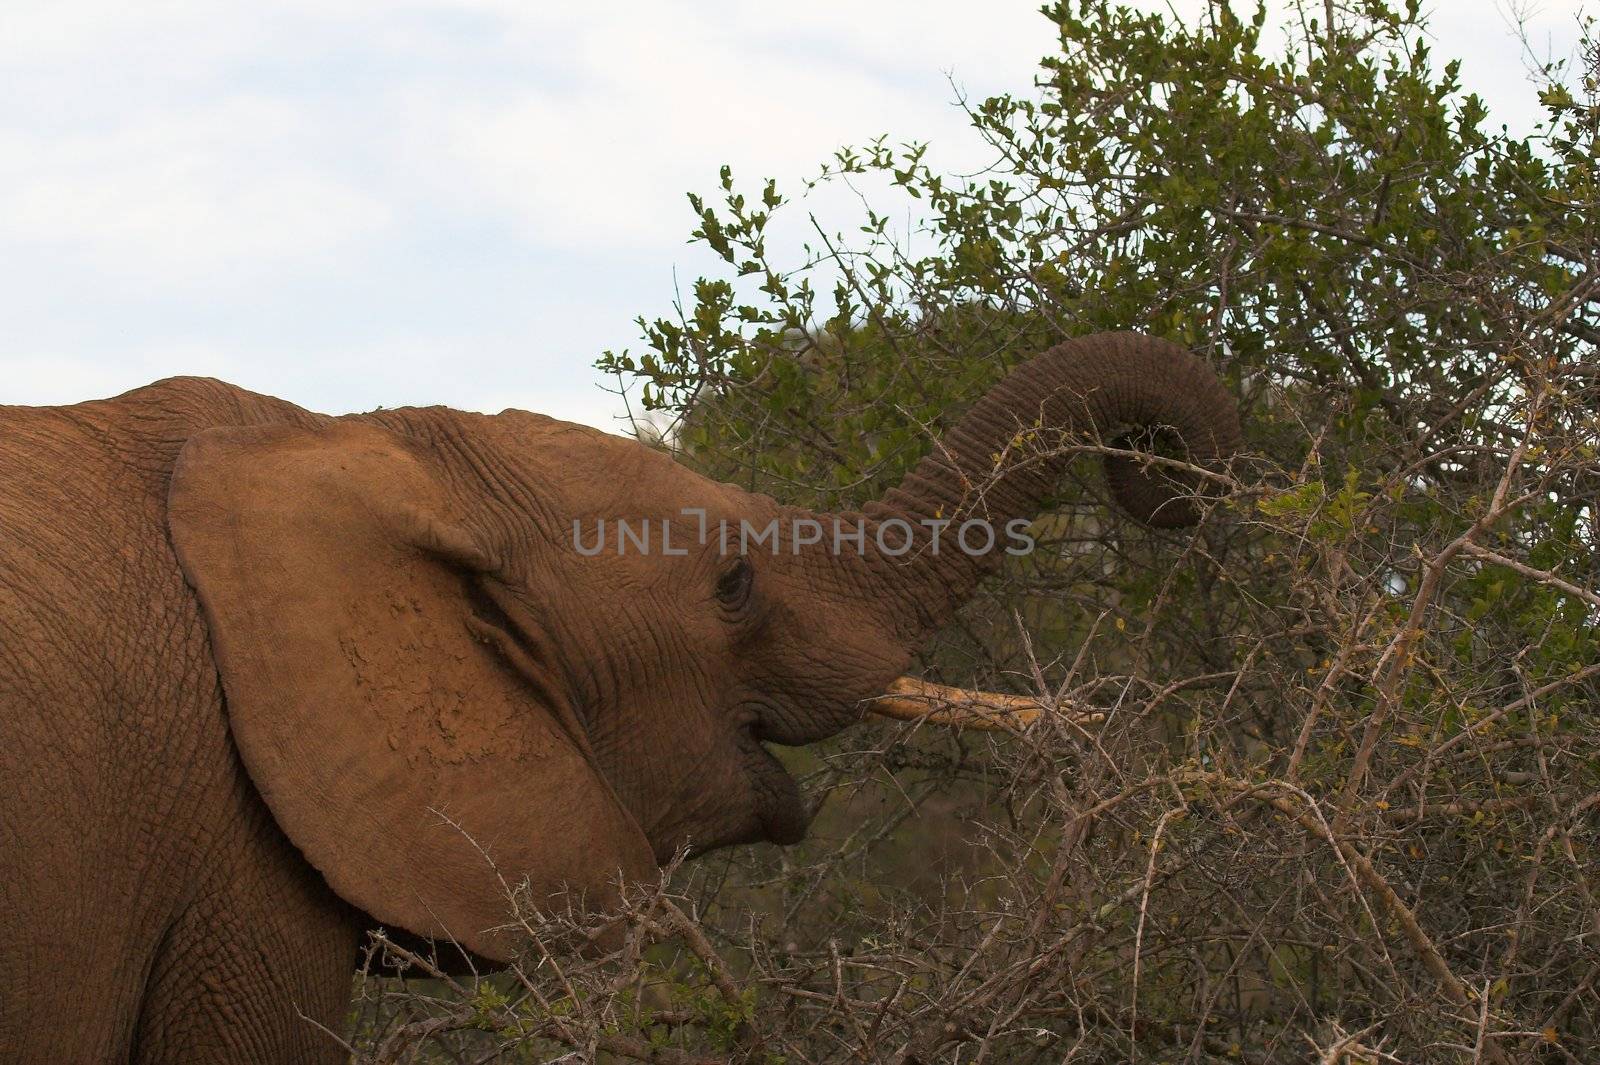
[358,1,1599,1061]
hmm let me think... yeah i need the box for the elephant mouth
[739,727,810,846]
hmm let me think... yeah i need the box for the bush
[354,2,1599,1061]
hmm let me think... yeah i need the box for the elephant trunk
[855,331,1241,649]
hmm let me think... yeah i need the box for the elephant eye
[715,556,754,612]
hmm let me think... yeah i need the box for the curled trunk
[858,331,1241,640]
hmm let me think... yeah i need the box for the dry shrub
[351,3,1599,1061]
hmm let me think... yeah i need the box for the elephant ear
[166,420,655,962]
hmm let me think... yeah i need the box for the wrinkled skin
[0,333,1238,1063]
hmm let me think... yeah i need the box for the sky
[0,1,1588,433]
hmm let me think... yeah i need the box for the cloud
[0,96,390,287]
[404,3,1043,252]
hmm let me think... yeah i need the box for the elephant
[0,331,1239,1063]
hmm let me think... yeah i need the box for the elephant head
[164,331,1239,962]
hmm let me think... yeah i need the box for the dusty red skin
[0,333,1237,1063]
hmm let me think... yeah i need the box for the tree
[361,2,1600,1061]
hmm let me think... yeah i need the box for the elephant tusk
[867,677,1104,733]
